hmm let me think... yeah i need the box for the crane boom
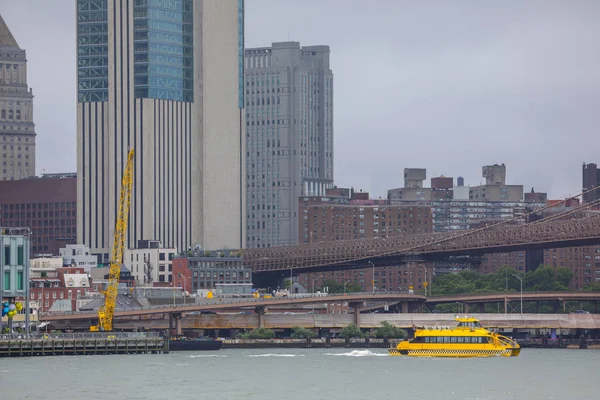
[92,148,135,331]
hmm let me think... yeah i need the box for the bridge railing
[40,292,427,318]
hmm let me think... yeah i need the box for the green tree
[340,323,363,339]
[373,321,407,339]
[238,328,276,339]
[320,279,362,293]
[282,279,292,290]
[529,266,572,291]
[583,282,600,292]
[290,326,316,339]
[432,265,573,296]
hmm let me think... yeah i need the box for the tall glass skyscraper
[77,0,245,260]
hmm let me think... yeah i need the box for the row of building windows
[0,110,22,120]
[3,245,25,265]
[0,64,19,70]
[0,136,31,142]
[0,202,75,211]
[3,270,25,291]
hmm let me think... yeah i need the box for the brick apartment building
[0,174,76,255]
[480,198,600,290]
[298,189,434,292]
[29,267,91,314]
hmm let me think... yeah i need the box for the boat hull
[169,340,222,351]
[388,347,520,357]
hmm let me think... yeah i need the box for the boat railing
[496,334,519,348]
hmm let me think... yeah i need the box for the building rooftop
[0,14,19,48]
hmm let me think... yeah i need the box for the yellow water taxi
[389,316,521,357]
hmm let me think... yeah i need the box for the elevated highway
[45,313,600,331]
[40,293,427,322]
[39,292,600,330]
[427,292,600,304]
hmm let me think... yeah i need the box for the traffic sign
[423,282,428,287]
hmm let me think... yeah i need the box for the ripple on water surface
[1,348,599,400]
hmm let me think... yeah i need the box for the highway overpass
[45,313,600,331]
[40,293,427,322]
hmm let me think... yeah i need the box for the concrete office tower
[483,164,506,185]
[404,168,426,188]
[0,14,36,180]
[582,163,600,204]
[245,42,334,247]
[76,0,245,261]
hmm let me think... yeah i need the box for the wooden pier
[0,333,168,357]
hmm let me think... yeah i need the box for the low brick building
[0,174,76,255]
[298,190,433,292]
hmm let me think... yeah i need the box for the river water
[1,348,599,399]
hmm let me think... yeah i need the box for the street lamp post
[512,274,523,314]
[178,273,188,305]
[368,261,375,294]
[343,280,350,294]
[312,275,323,294]
[419,264,428,296]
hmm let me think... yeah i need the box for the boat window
[456,337,464,343]
[450,336,457,343]
[457,321,482,328]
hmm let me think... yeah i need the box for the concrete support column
[175,317,182,336]
[255,306,265,328]
[352,304,360,327]
[169,312,182,336]
[504,297,508,314]
[401,301,409,314]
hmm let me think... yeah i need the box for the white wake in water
[188,354,228,358]
[326,350,387,357]
[247,353,305,357]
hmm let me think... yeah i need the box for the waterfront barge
[169,337,222,351]
[389,316,521,357]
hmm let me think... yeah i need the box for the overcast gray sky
[1,0,599,199]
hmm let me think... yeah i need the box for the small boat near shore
[389,316,521,357]
[169,337,222,351]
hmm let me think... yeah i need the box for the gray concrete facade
[245,41,334,247]
[0,14,36,181]
[76,0,245,260]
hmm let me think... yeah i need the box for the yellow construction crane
[90,149,135,332]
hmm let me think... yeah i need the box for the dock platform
[0,333,168,357]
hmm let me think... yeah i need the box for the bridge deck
[244,218,600,271]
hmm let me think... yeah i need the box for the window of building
[16,271,24,290]
[17,245,24,265]
[3,270,10,290]
[3,245,10,265]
